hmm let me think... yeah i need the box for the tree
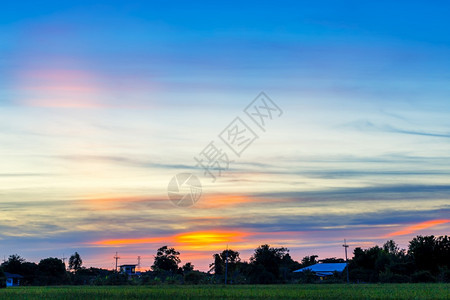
[408,235,438,273]
[1,254,25,274]
[209,249,240,276]
[0,255,39,285]
[408,235,450,275]
[20,262,39,285]
[319,257,345,263]
[435,235,450,269]
[182,262,194,274]
[69,252,83,272]
[249,244,290,282]
[280,253,301,282]
[210,253,224,275]
[39,258,66,276]
[151,246,181,273]
[349,246,387,282]
[0,268,6,288]
[38,257,67,285]
[383,240,401,256]
[301,255,318,267]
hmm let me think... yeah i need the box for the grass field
[1,284,449,299]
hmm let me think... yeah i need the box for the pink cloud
[16,69,107,108]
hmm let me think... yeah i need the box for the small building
[119,264,138,276]
[4,272,24,287]
[293,263,347,277]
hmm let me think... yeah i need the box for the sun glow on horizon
[175,230,248,250]
[90,230,249,250]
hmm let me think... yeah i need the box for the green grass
[1,284,449,299]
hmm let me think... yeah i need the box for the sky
[1,0,449,271]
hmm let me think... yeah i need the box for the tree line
[1,235,449,286]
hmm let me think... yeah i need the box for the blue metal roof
[4,272,24,279]
[293,263,347,276]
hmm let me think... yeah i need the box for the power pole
[137,256,141,271]
[114,252,120,272]
[225,245,228,285]
[62,253,67,270]
[343,239,349,283]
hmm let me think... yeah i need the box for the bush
[165,274,182,284]
[297,270,317,284]
[258,270,277,284]
[411,271,436,283]
[0,269,6,288]
[379,270,410,283]
[184,271,205,284]
[104,273,129,285]
[437,268,450,283]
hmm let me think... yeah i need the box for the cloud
[385,125,450,138]
[0,173,52,177]
[56,155,195,171]
[346,119,450,139]
[385,219,450,237]
[14,69,107,108]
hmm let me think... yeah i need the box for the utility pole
[137,256,141,271]
[114,252,120,272]
[225,245,228,285]
[343,239,349,283]
[62,253,67,270]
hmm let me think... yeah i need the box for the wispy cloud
[385,219,450,237]
[346,119,450,138]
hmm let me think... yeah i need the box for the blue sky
[0,1,449,270]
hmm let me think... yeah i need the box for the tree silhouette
[408,235,438,273]
[250,244,290,282]
[1,254,25,274]
[209,249,240,275]
[0,268,6,288]
[182,262,194,273]
[38,257,67,285]
[301,255,318,267]
[69,252,83,272]
[383,240,402,256]
[151,246,181,273]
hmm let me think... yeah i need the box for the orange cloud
[186,216,226,227]
[90,230,250,251]
[195,194,261,209]
[79,195,158,212]
[385,219,450,237]
[174,230,248,250]
[91,236,172,246]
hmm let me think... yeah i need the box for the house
[4,272,24,287]
[293,263,347,277]
[119,264,139,276]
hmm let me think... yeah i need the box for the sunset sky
[1,1,449,271]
